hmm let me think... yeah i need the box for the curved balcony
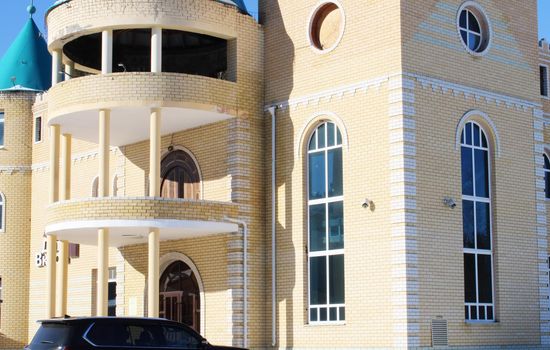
[46,73,238,146]
[46,0,246,49]
[45,197,239,247]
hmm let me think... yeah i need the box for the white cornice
[0,166,32,174]
[32,147,121,172]
[264,72,541,112]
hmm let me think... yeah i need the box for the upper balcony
[47,72,237,146]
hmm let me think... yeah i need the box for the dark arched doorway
[159,261,201,332]
[160,150,201,199]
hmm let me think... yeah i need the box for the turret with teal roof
[0,3,51,92]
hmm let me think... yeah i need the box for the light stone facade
[0,0,548,349]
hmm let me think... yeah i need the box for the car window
[86,322,133,346]
[162,325,202,349]
[30,323,71,345]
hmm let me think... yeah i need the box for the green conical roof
[0,17,51,92]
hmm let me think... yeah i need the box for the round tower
[0,5,51,348]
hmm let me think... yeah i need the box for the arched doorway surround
[160,149,201,199]
[159,252,205,334]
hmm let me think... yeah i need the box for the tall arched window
[544,154,550,199]
[0,192,5,233]
[461,121,494,321]
[307,121,345,324]
[91,176,99,198]
[161,150,200,200]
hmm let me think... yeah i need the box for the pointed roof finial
[27,0,36,18]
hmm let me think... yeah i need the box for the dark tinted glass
[477,255,493,303]
[464,253,476,303]
[481,132,488,148]
[541,66,549,96]
[469,33,481,51]
[459,10,467,28]
[545,155,550,169]
[465,123,472,145]
[329,307,337,321]
[309,130,317,150]
[310,256,327,305]
[318,123,326,148]
[35,117,42,142]
[468,11,480,33]
[328,202,344,250]
[310,308,318,322]
[473,124,480,147]
[475,149,489,198]
[476,202,491,250]
[327,122,335,147]
[162,325,201,348]
[30,323,71,345]
[479,306,486,320]
[108,281,117,316]
[463,200,475,248]
[319,308,327,321]
[546,170,550,199]
[87,322,133,346]
[470,305,477,320]
[0,116,4,146]
[460,30,468,47]
[327,148,343,197]
[329,254,345,304]
[309,204,326,252]
[309,152,326,199]
[339,307,345,321]
[487,306,494,320]
[336,129,342,145]
[461,147,474,196]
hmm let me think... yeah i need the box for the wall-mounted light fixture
[362,198,374,209]
[443,197,457,209]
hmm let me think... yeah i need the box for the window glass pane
[309,152,326,200]
[479,306,486,320]
[339,307,345,321]
[546,170,550,199]
[470,305,477,320]
[481,132,488,148]
[473,124,480,147]
[0,203,3,230]
[328,148,343,197]
[469,33,481,51]
[35,117,42,142]
[309,131,317,151]
[309,204,326,252]
[459,10,467,29]
[327,123,335,147]
[465,123,472,146]
[461,147,474,196]
[0,116,4,146]
[464,253,476,303]
[336,129,342,145]
[476,202,491,250]
[463,200,475,248]
[319,308,327,321]
[87,323,132,346]
[487,306,494,320]
[474,149,489,198]
[541,66,548,96]
[460,30,468,47]
[328,202,344,250]
[317,123,326,149]
[329,307,337,321]
[30,323,71,346]
[310,256,327,305]
[162,325,201,348]
[545,155,550,170]
[468,11,480,33]
[108,282,117,316]
[329,254,345,304]
[477,254,493,303]
[310,308,318,322]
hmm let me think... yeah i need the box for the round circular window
[457,2,492,55]
[309,1,345,53]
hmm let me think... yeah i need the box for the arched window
[161,150,201,200]
[307,121,345,324]
[544,154,550,199]
[91,176,99,198]
[461,121,494,321]
[0,192,5,232]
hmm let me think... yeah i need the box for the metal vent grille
[431,319,448,347]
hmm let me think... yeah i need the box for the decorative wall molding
[0,165,32,174]
[32,146,121,172]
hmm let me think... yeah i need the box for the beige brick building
[0,0,548,349]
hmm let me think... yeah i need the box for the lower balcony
[45,197,239,247]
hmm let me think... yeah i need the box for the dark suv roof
[27,317,246,350]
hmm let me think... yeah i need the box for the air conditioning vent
[431,318,448,347]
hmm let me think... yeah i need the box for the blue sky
[0,0,547,56]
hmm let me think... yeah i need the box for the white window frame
[34,116,43,144]
[0,193,5,233]
[541,64,549,99]
[307,121,345,325]
[456,1,492,56]
[461,121,495,323]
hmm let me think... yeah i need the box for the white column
[151,27,162,73]
[102,30,113,74]
[148,108,161,317]
[46,234,57,318]
[55,240,69,317]
[64,61,74,81]
[97,109,110,316]
[51,50,62,85]
[47,124,60,318]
